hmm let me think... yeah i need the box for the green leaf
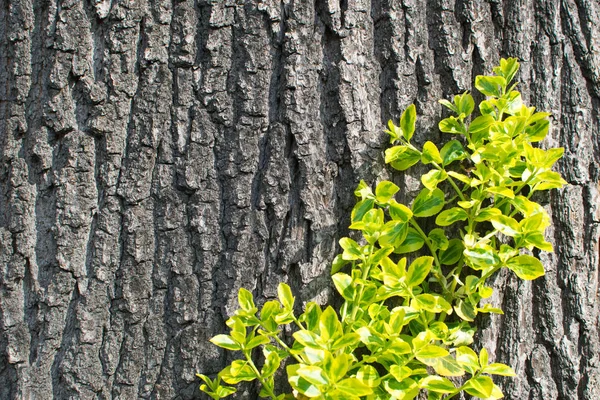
[435,207,468,226]
[246,333,271,350]
[526,118,550,142]
[416,345,449,358]
[331,254,349,274]
[454,299,477,322]
[406,256,434,287]
[340,237,363,260]
[505,90,523,114]
[413,294,452,313]
[439,99,458,113]
[468,115,495,143]
[483,363,516,376]
[351,198,375,223]
[480,347,489,367]
[455,346,480,374]
[439,116,465,135]
[384,377,419,399]
[496,57,520,83]
[523,231,554,252]
[293,330,319,348]
[389,200,413,222]
[478,303,504,314]
[505,255,545,280]
[387,120,401,143]
[376,180,400,203]
[319,306,341,342]
[378,221,409,248]
[421,169,448,190]
[356,365,381,388]
[337,378,374,396]
[216,385,236,398]
[464,246,499,269]
[428,228,449,251]
[278,283,295,310]
[412,188,445,217]
[422,141,443,164]
[439,239,464,265]
[222,361,258,384]
[210,335,241,351]
[389,148,421,171]
[455,92,475,116]
[464,375,494,398]
[297,365,329,387]
[238,288,255,312]
[395,228,425,253]
[288,371,321,397]
[490,215,520,237]
[420,355,465,377]
[475,207,502,222]
[401,104,417,141]
[300,302,322,331]
[419,376,456,394]
[440,140,468,166]
[332,273,355,301]
[475,75,506,97]
[332,333,360,351]
[486,186,515,199]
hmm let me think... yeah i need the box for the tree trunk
[1,0,598,399]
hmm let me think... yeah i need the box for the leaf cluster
[199,58,566,400]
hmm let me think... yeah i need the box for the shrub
[198,58,566,400]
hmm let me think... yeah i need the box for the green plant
[198,58,566,400]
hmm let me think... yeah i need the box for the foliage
[198,58,566,399]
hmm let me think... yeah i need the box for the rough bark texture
[0,0,598,399]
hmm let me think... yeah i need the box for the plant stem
[243,351,277,399]
[409,219,448,292]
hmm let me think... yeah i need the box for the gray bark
[0,0,598,399]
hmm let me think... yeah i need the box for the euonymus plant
[198,58,566,399]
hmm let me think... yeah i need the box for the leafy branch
[198,58,566,400]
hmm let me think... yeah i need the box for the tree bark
[0,0,598,399]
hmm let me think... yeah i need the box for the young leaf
[463,375,494,398]
[401,104,417,141]
[422,141,443,164]
[278,283,295,310]
[238,288,255,312]
[419,376,456,394]
[421,169,448,190]
[439,116,465,135]
[483,363,517,377]
[505,255,545,280]
[340,237,363,260]
[455,346,480,374]
[375,180,400,203]
[210,335,241,351]
[385,146,421,171]
[455,92,475,116]
[475,75,506,97]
